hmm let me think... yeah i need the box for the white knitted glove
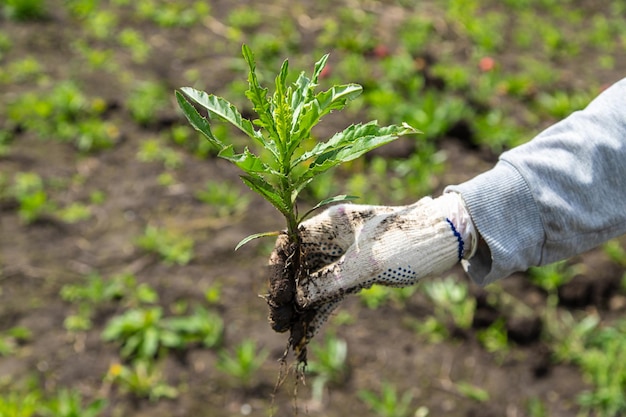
[295,193,477,311]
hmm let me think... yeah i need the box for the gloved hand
[284,193,477,337]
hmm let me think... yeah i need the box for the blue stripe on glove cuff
[445,218,464,261]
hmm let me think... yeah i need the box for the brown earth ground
[1,1,626,417]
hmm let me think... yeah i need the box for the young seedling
[105,361,178,401]
[176,44,417,362]
[42,388,106,417]
[307,334,349,404]
[358,381,415,417]
[217,339,269,389]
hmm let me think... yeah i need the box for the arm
[447,77,626,285]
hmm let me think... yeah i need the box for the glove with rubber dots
[293,192,478,337]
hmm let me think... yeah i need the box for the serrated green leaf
[290,72,312,118]
[293,121,412,168]
[242,44,278,142]
[315,83,363,113]
[235,230,280,250]
[218,146,272,174]
[288,84,363,156]
[311,53,330,84]
[293,122,418,188]
[289,53,329,131]
[240,173,290,217]
[311,130,396,167]
[273,59,292,151]
[180,87,266,147]
[175,91,226,151]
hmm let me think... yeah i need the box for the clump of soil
[266,233,316,365]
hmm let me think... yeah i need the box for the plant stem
[280,172,299,244]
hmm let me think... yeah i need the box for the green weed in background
[476,318,509,363]
[217,339,269,388]
[358,382,417,417]
[61,272,159,333]
[136,225,195,265]
[0,385,105,417]
[529,260,581,307]
[127,81,168,125]
[41,388,106,417]
[359,285,417,310]
[10,172,53,224]
[1,0,46,21]
[603,239,626,268]
[101,305,223,360]
[6,82,119,152]
[195,181,251,218]
[422,276,476,331]
[455,381,490,403]
[104,360,178,401]
[137,138,183,170]
[0,326,32,357]
[307,335,349,404]
[574,321,626,417]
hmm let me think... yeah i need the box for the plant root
[266,232,316,365]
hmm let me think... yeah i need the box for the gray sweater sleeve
[446,77,626,286]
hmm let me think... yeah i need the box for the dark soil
[266,233,316,364]
[1,1,625,417]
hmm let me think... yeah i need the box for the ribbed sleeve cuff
[445,160,545,285]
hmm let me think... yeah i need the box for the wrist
[434,192,478,260]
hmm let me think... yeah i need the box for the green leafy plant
[422,276,476,331]
[6,81,118,152]
[359,285,394,309]
[603,239,626,268]
[529,260,581,307]
[576,321,626,417]
[0,391,40,417]
[358,382,416,417]
[476,318,509,363]
[176,44,417,359]
[176,44,417,248]
[11,172,53,224]
[217,339,269,388]
[359,285,417,310]
[136,225,194,265]
[40,388,106,417]
[61,272,157,307]
[61,272,158,333]
[1,0,46,21]
[455,381,490,402]
[307,334,349,404]
[163,306,224,348]
[134,0,209,28]
[137,138,182,169]
[102,307,171,360]
[84,9,118,40]
[0,56,43,84]
[56,202,92,223]
[127,81,168,125]
[195,181,250,218]
[102,305,223,361]
[105,360,178,401]
[0,326,32,356]
[118,28,150,63]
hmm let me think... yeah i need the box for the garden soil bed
[1,1,625,417]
